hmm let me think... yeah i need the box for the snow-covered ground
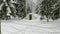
[1,18,60,34]
[1,0,60,34]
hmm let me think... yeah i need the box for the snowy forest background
[1,0,60,34]
[0,0,60,22]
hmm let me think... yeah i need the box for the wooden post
[29,14,32,20]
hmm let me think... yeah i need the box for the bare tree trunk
[47,16,49,22]
[47,18,49,22]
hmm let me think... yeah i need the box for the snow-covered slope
[1,19,60,34]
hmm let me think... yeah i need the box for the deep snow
[1,0,60,34]
[1,18,60,34]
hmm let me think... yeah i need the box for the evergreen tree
[39,0,58,22]
[51,1,60,20]
[0,0,12,20]
[0,0,26,19]
[1,3,8,20]
[13,0,26,19]
[6,0,16,18]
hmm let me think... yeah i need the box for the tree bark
[47,17,49,22]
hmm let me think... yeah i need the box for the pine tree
[13,0,26,19]
[0,0,16,19]
[1,3,8,20]
[6,0,16,18]
[0,0,26,20]
[51,1,60,20]
[0,0,3,19]
[40,0,58,22]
